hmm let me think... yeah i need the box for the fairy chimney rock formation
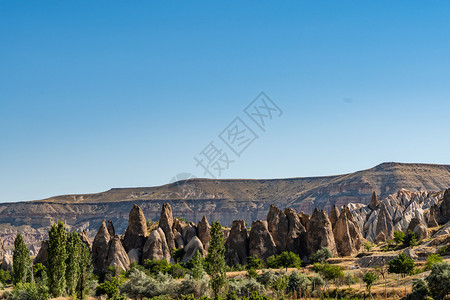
[159,203,176,250]
[248,220,277,260]
[306,208,337,256]
[142,228,171,262]
[225,220,249,266]
[92,219,111,274]
[267,205,289,253]
[123,204,148,253]
[333,206,363,256]
[106,235,130,272]
[197,215,211,250]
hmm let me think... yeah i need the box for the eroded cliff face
[1,162,449,248]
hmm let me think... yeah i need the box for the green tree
[393,230,405,245]
[66,231,81,297]
[406,279,430,300]
[267,252,302,271]
[363,271,378,298]
[190,250,205,279]
[388,253,415,277]
[309,247,332,264]
[13,233,31,284]
[426,262,450,300]
[286,271,310,297]
[77,241,94,300]
[205,221,227,297]
[424,253,443,271]
[404,230,418,247]
[47,220,68,297]
[246,255,264,270]
[313,263,343,292]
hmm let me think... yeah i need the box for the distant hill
[1,162,449,249]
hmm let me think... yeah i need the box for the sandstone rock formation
[174,231,184,249]
[333,206,363,256]
[248,220,277,260]
[306,208,337,256]
[284,208,307,258]
[127,248,142,264]
[267,205,289,253]
[197,215,211,250]
[34,240,49,265]
[106,236,130,272]
[433,188,450,225]
[225,220,248,266]
[159,203,176,250]
[107,220,115,237]
[182,236,205,263]
[368,192,379,210]
[123,204,148,253]
[1,254,12,272]
[329,205,340,228]
[92,219,111,274]
[80,230,92,250]
[375,232,386,243]
[375,203,394,240]
[142,228,171,262]
[182,224,197,245]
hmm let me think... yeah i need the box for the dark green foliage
[169,263,188,278]
[388,253,415,277]
[13,233,31,284]
[437,245,447,256]
[0,269,11,284]
[11,281,50,300]
[204,221,227,297]
[66,231,81,297]
[247,268,258,278]
[77,241,94,299]
[406,279,430,300]
[47,220,68,297]
[144,259,172,275]
[404,230,418,247]
[362,271,378,295]
[33,263,46,281]
[426,262,450,300]
[246,255,264,270]
[96,277,120,299]
[241,291,270,300]
[424,253,443,271]
[226,289,238,300]
[190,250,205,279]
[273,252,302,270]
[313,263,344,281]
[308,247,332,264]
[171,248,185,264]
[393,230,405,245]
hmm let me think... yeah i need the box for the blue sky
[1,1,450,202]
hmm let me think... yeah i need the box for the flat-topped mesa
[248,220,277,260]
[159,203,176,250]
[225,220,249,266]
[123,204,148,253]
[92,219,111,274]
[197,215,211,250]
[306,208,337,256]
[333,206,363,256]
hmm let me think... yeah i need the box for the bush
[363,242,374,251]
[313,263,344,282]
[309,247,332,264]
[247,255,264,270]
[426,262,450,300]
[311,275,324,291]
[169,263,188,278]
[0,269,11,284]
[228,278,265,297]
[388,253,415,277]
[394,230,405,245]
[363,271,378,294]
[404,230,418,247]
[424,253,443,271]
[286,271,311,296]
[96,277,120,299]
[406,278,430,300]
[9,281,49,300]
[179,274,211,298]
[144,259,172,275]
[256,269,277,288]
[242,291,270,300]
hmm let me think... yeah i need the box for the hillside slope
[0,162,449,248]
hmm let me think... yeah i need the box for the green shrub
[406,278,430,300]
[144,259,172,275]
[309,247,332,264]
[424,254,443,271]
[404,230,418,247]
[247,255,264,270]
[426,262,450,300]
[394,230,405,245]
[388,253,415,277]
[286,271,310,295]
[0,269,11,284]
[96,277,120,299]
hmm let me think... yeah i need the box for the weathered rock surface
[92,219,111,274]
[142,228,171,262]
[375,203,394,240]
[434,188,450,225]
[127,248,142,264]
[123,204,148,253]
[333,206,363,256]
[1,254,12,272]
[375,231,386,243]
[356,254,396,268]
[248,220,277,260]
[329,205,340,228]
[225,220,248,266]
[0,238,6,263]
[80,230,92,250]
[159,203,176,250]
[284,208,307,257]
[106,236,130,272]
[368,192,379,210]
[107,220,115,237]
[34,240,49,265]
[197,216,211,250]
[174,231,184,249]
[182,224,197,245]
[182,236,205,263]
[267,205,289,253]
[306,208,337,255]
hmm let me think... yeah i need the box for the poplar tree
[205,221,226,297]
[66,231,81,297]
[12,233,31,284]
[48,220,68,297]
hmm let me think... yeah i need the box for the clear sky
[1,1,450,203]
